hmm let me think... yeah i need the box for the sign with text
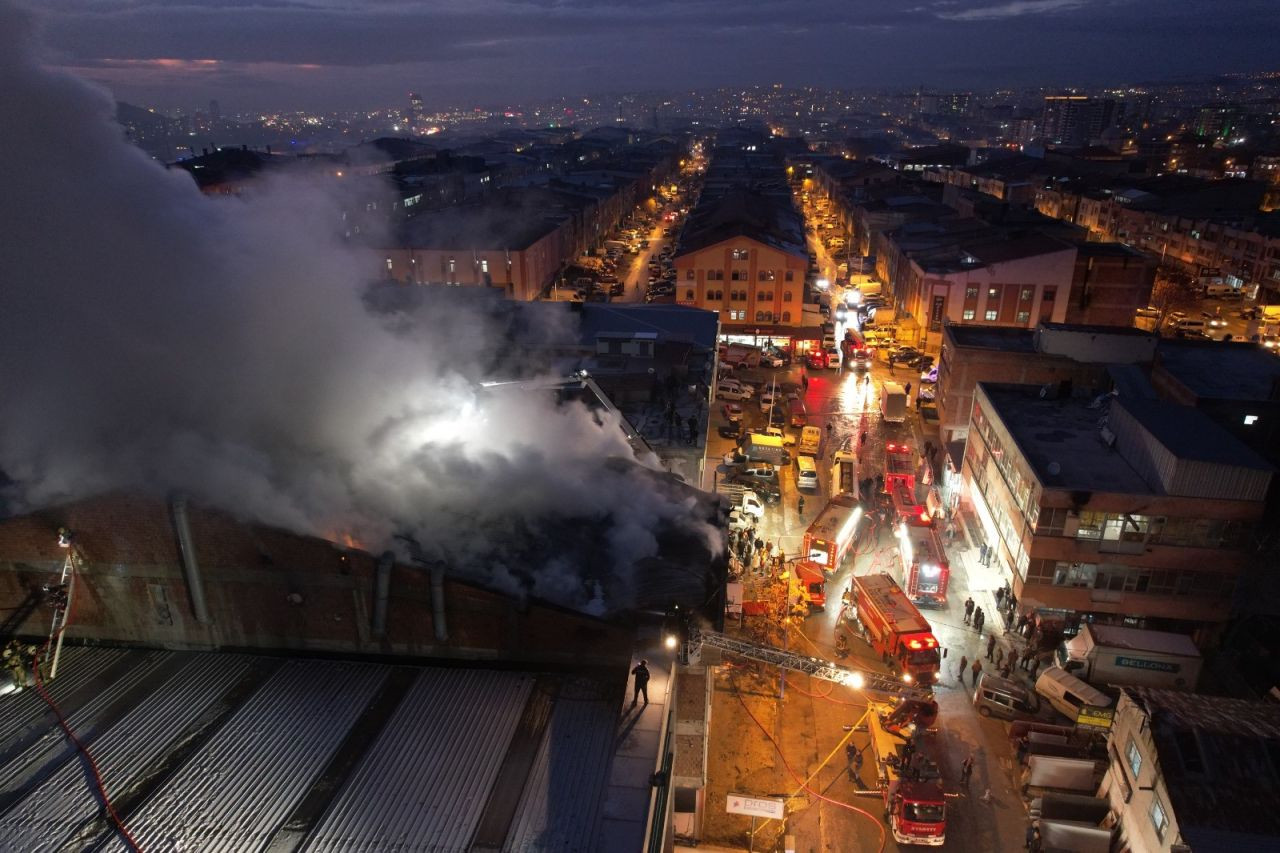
[1114,656,1180,673]
[727,793,785,819]
[1077,705,1115,731]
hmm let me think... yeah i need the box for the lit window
[1016,311,1031,323]
[1126,738,1143,779]
[732,249,749,260]
[1150,800,1168,841]
[480,260,489,273]
[1244,414,1258,425]
[686,270,694,280]
[1021,288,1033,300]
[448,258,456,273]
[385,258,393,270]
[985,310,998,321]
[988,287,999,298]
[965,287,978,299]
[962,309,975,320]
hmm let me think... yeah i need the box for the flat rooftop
[978,383,1153,493]
[1156,340,1280,402]
[946,325,1037,353]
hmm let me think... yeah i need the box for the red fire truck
[888,478,928,524]
[802,495,862,573]
[866,698,947,846]
[793,559,828,609]
[850,573,941,685]
[884,441,915,495]
[896,519,950,607]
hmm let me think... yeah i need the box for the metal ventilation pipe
[372,551,394,637]
[170,495,211,624]
[431,566,448,643]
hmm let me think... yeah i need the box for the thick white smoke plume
[0,2,719,612]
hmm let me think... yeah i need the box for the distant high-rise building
[208,99,221,121]
[1041,95,1117,146]
[406,92,424,128]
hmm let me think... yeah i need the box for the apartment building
[673,191,808,333]
[875,226,1077,344]
[963,383,1272,643]
[936,323,1156,442]
[1100,688,1280,853]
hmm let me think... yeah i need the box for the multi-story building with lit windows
[673,191,809,340]
[962,382,1272,645]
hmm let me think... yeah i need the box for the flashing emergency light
[848,671,866,690]
[902,672,914,683]
[918,510,931,524]
[921,563,941,578]
[907,639,924,650]
[664,633,678,650]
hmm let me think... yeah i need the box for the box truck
[1055,624,1202,690]
[742,433,787,465]
[880,382,907,424]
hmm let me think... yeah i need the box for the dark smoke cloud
[0,1,719,613]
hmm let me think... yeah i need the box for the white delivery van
[716,380,751,401]
[795,455,819,491]
[1035,666,1112,723]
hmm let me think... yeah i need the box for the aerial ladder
[683,627,935,702]
[677,624,946,844]
[480,369,654,456]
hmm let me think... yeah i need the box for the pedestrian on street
[961,754,974,786]
[978,544,987,564]
[798,495,806,515]
[958,654,968,684]
[1016,736,1030,765]
[905,382,912,398]
[1020,648,1034,670]
[986,634,997,660]
[995,586,1006,606]
[630,659,651,707]
[995,647,1005,667]
[974,607,985,632]
[971,658,983,683]
[963,596,974,625]
[1029,656,1041,678]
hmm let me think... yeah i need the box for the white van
[795,455,819,491]
[1171,319,1207,335]
[1035,666,1112,722]
[716,380,752,401]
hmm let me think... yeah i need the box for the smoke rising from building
[0,1,718,612]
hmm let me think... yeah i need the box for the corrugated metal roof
[502,678,618,852]
[0,648,627,852]
[98,659,388,853]
[302,668,534,853]
[0,648,176,806]
[0,652,253,851]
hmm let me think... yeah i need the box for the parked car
[760,352,785,368]
[718,421,745,439]
[742,461,777,480]
[722,403,744,423]
[1201,311,1227,328]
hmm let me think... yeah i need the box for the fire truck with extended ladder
[676,624,947,846]
[895,517,950,607]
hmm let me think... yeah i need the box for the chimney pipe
[170,495,212,624]
[372,551,393,637]
[431,566,448,643]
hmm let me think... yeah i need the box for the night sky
[27,0,1280,111]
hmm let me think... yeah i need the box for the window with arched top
[783,291,793,302]
[686,289,695,300]
[782,311,791,322]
